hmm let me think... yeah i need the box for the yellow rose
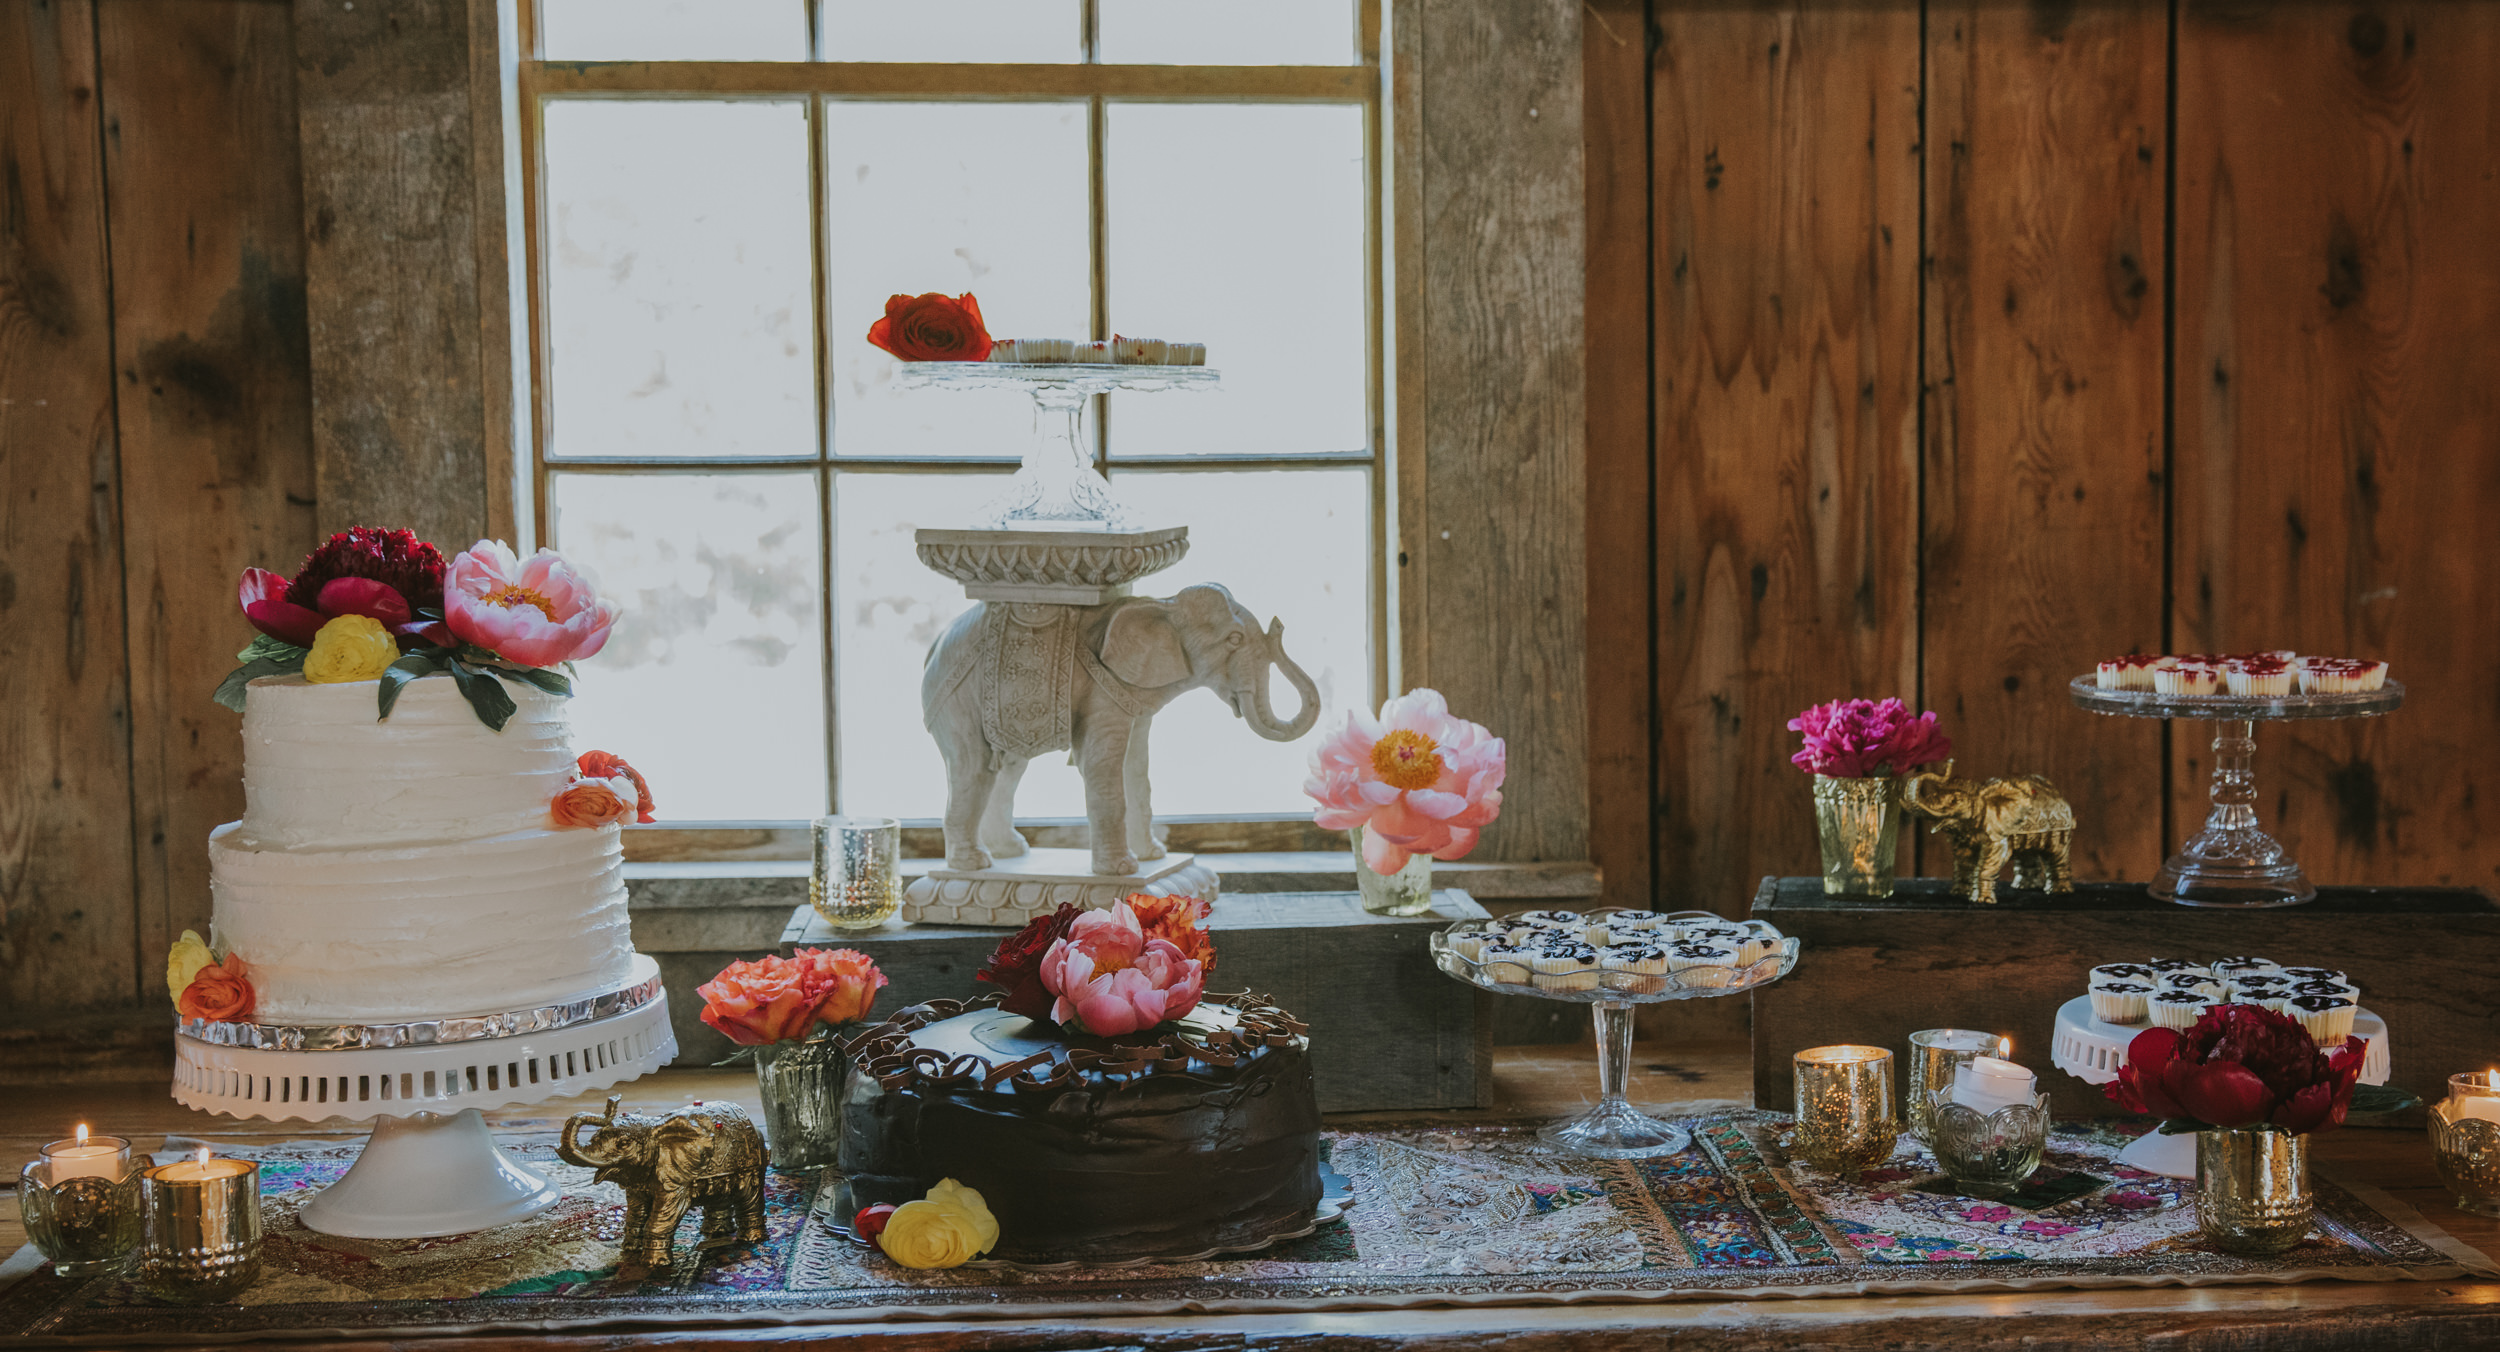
[877,1179,997,1269]
[303,614,397,683]
[166,930,215,1005]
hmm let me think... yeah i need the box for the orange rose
[866,292,992,362]
[699,949,888,1046]
[179,955,255,1023]
[1125,893,1216,972]
[550,777,633,829]
[576,750,655,823]
[791,947,887,1025]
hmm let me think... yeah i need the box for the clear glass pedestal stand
[2067,678,2406,909]
[1544,1001,1690,1157]
[895,362,1220,530]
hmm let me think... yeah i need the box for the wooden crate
[1749,877,2500,1120]
[772,891,1494,1114]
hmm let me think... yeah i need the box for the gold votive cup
[138,1157,262,1304]
[1906,1029,1999,1143]
[810,815,900,930]
[2430,1071,2500,1218]
[1793,1045,1900,1176]
[18,1134,141,1277]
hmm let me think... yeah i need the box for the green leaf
[509,665,572,697]
[235,633,307,664]
[2351,1083,2423,1117]
[376,652,445,720]
[441,655,518,731]
[212,654,305,712]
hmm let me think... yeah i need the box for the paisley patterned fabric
[3,1115,2484,1340]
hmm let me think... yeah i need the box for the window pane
[1113,468,1371,816]
[553,472,828,819]
[832,472,1089,819]
[825,102,1090,458]
[539,0,808,61]
[1106,104,1367,457]
[545,101,815,459]
[820,0,1081,62]
[1097,0,1358,66]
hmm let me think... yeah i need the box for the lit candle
[2447,1071,2500,1125]
[139,1148,263,1303]
[1952,1053,2039,1114]
[153,1146,252,1184]
[39,1123,127,1183]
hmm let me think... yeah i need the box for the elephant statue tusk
[1244,618,1321,742]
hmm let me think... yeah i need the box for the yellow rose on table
[876,1178,998,1269]
[166,930,215,1005]
[303,614,398,683]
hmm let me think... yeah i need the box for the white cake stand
[171,954,678,1238]
[2050,994,2390,1178]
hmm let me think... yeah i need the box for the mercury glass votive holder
[1793,1045,1900,1176]
[1906,1029,1999,1144]
[810,815,901,931]
[2430,1072,2500,1218]
[1926,1090,2051,1197]
[17,1137,142,1277]
[137,1158,262,1304]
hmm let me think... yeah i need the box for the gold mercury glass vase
[2195,1128,2313,1255]
[1812,774,1901,897]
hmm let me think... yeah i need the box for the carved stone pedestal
[901,849,1221,928]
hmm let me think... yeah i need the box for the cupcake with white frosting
[2148,990,2214,1029]
[1478,941,1537,985]
[2287,992,2358,1044]
[2091,982,2153,1025]
[2091,962,2157,986]
[1532,942,1601,992]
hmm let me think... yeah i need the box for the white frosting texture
[238,676,576,850]
[210,823,635,1022]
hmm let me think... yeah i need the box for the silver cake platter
[177,952,664,1052]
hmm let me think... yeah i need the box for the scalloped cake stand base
[901,849,1220,928]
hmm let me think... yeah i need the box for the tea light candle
[19,1125,141,1278]
[39,1124,127,1183]
[2446,1070,2500,1124]
[1952,1052,2039,1114]
[138,1148,263,1304]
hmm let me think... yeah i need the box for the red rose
[178,956,255,1023]
[577,750,656,823]
[865,292,992,362]
[975,904,1082,1020]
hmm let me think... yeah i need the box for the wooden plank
[1750,877,2500,1119]
[530,60,1373,101]
[97,0,315,1007]
[1415,0,1589,866]
[291,0,492,544]
[1649,7,1921,912]
[0,0,136,1014]
[1922,0,2169,883]
[1582,0,1651,912]
[2172,4,2500,892]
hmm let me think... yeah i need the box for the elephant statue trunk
[1241,618,1321,742]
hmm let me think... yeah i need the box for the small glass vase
[1352,826,1434,916]
[1926,1090,2050,1197]
[2196,1127,2313,1255]
[754,1035,851,1172]
[1813,774,1900,897]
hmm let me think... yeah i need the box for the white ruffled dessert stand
[171,954,676,1238]
[2049,994,2391,1179]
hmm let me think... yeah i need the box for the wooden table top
[7,1043,2496,1350]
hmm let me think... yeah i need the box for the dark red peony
[240,527,451,649]
[2106,1002,2367,1135]
[866,292,993,362]
[975,903,1083,1020]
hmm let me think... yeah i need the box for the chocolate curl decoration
[982,1051,1051,1089]
[1011,1058,1081,1093]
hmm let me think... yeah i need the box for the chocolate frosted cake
[839,994,1321,1264]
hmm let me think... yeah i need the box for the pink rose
[1038,902,1205,1036]
[1303,688,1506,874]
[444,540,619,668]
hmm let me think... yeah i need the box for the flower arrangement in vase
[1786,698,1952,897]
[1305,689,1506,916]
[2106,1004,2415,1254]
[698,949,889,1171]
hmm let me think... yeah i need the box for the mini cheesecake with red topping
[2298,656,2389,694]
[2096,654,2162,690]
[2224,653,2295,696]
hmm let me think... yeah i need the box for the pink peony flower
[1038,901,1205,1036]
[443,540,619,669]
[1787,698,1953,778]
[1303,688,1506,875]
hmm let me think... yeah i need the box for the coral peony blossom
[1039,901,1205,1036]
[976,903,1082,1020]
[698,948,886,1046]
[865,292,992,362]
[576,750,656,823]
[444,540,619,669]
[2106,1003,2367,1135]
[550,777,635,829]
[1124,892,1216,972]
[1787,698,1953,779]
[178,954,254,1023]
[1304,688,1506,875]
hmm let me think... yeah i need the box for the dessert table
[6,1046,2496,1349]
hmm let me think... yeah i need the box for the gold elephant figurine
[1898,761,2076,904]
[557,1095,769,1276]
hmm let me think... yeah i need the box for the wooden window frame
[511,0,1391,856]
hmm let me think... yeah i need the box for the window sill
[622,852,1601,952]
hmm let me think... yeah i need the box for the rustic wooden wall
[1595,0,2500,916]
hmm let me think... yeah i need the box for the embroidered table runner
[3,1114,2487,1341]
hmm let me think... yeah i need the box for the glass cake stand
[894,362,1219,530]
[2068,678,2405,907]
[1430,910,1801,1159]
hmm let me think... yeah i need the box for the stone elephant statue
[924,582,1320,876]
[1898,761,2076,905]
[557,1095,768,1274]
